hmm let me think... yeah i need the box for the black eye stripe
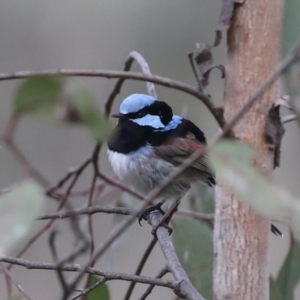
[122,101,173,125]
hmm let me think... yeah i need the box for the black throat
[107,119,151,154]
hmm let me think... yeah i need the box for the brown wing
[154,137,214,177]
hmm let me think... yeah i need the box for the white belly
[107,145,190,198]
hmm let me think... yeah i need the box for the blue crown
[120,94,156,114]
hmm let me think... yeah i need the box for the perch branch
[148,211,205,300]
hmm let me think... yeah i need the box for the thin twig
[0,256,178,290]
[48,230,69,294]
[46,158,92,196]
[0,69,223,127]
[138,266,170,300]
[0,262,34,300]
[128,51,158,98]
[123,237,157,300]
[38,205,214,223]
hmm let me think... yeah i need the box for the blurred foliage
[270,278,283,300]
[0,180,44,254]
[210,140,300,299]
[87,275,110,300]
[276,240,300,299]
[69,88,113,141]
[13,76,63,118]
[13,76,113,141]
[173,218,213,299]
[209,141,300,229]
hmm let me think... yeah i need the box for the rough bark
[213,1,282,300]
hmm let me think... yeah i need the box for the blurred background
[0,1,299,299]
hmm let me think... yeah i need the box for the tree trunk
[213,1,283,300]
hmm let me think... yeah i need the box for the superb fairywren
[107,94,214,197]
[107,94,282,236]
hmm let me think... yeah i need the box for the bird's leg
[138,200,166,225]
[151,199,181,238]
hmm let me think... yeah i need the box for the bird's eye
[138,112,143,117]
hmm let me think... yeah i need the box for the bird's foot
[151,222,173,238]
[138,201,166,226]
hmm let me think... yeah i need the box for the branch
[105,51,157,117]
[125,51,158,98]
[148,212,205,300]
[37,205,214,224]
[0,256,178,290]
[0,69,223,127]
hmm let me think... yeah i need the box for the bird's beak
[111,113,124,119]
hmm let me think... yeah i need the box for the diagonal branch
[148,211,205,300]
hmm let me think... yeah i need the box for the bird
[107,93,282,237]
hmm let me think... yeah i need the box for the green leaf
[173,218,213,299]
[282,0,300,97]
[87,275,110,300]
[70,88,113,141]
[270,277,283,300]
[0,180,44,253]
[13,76,63,118]
[209,141,300,230]
[276,240,300,299]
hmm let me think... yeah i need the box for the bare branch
[46,157,92,196]
[127,51,157,98]
[148,211,205,300]
[0,262,35,300]
[0,69,223,127]
[0,256,178,290]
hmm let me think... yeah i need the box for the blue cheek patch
[120,94,156,114]
[156,115,182,131]
[132,114,165,128]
